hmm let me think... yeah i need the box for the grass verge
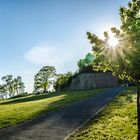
[0,88,106,128]
[68,87,137,140]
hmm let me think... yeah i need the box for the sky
[0,0,130,92]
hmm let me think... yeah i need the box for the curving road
[0,87,123,140]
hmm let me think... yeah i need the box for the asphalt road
[0,87,123,140]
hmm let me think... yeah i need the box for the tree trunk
[17,89,19,95]
[137,82,140,140]
[43,84,46,93]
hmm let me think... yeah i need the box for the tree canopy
[87,0,140,138]
[34,66,56,93]
[54,72,73,91]
[77,53,95,73]
[0,75,25,99]
[87,0,140,82]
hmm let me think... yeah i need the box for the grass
[68,87,137,140]
[0,88,106,128]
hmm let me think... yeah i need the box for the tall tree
[87,0,140,138]
[0,85,6,100]
[1,75,25,98]
[2,75,14,98]
[13,76,25,95]
[34,66,56,93]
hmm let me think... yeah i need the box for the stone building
[64,72,118,91]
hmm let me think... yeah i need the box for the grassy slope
[68,87,137,140]
[0,88,106,128]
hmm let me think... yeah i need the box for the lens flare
[108,35,118,48]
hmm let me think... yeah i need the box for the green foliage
[78,65,94,73]
[0,88,106,128]
[68,87,137,140]
[0,75,25,99]
[55,54,97,91]
[85,1,140,138]
[87,0,140,82]
[34,66,56,93]
[0,85,6,100]
[54,72,73,91]
[77,53,95,73]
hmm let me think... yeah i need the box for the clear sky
[0,0,129,92]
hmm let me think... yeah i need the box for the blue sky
[0,0,129,92]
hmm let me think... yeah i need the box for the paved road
[0,87,123,140]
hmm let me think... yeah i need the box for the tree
[0,85,6,100]
[1,75,25,98]
[34,66,56,93]
[77,53,95,73]
[77,53,95,69]
[54,72,73,91]
[13,76,25,95]
[2,75,14,98]
[87,0,140,138]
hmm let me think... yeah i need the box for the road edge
[64,87,123,140]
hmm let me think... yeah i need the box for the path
[0,87,123,140]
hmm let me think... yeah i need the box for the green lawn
[68,87,137,140]
[0,88,106,128]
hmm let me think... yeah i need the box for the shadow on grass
[0,91,97,129]
[0,94,69,131]
[113,87,136,105]
[0,89,105,105]
[0,93,60,105]
[75,86,137,132]
[10,94,30,99]
[0,87,122,140]
[92,87,136,120]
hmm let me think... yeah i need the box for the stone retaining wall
[68,72,118,91]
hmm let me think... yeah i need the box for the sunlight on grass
[68,87,137,140]
[0,88,106,128]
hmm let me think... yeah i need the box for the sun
[108,34,118,48]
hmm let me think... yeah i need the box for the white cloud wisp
[24,43,91,73]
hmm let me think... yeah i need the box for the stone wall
[67,72,118,91]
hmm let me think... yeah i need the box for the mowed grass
[68,87,137,140]
[0,88,106,128]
